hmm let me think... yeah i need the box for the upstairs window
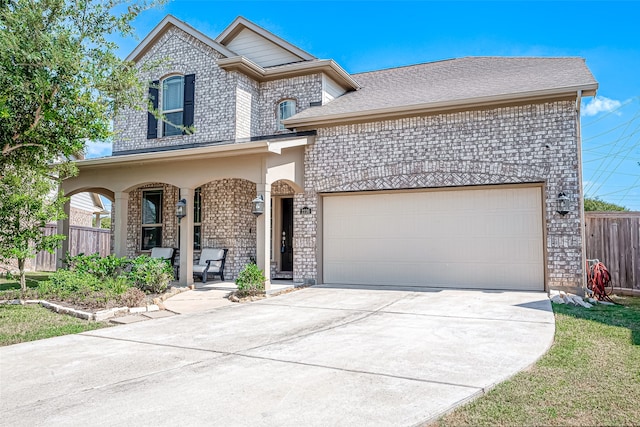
[147,74,195,139]
[162,76,184,136]
[277,99,296,130]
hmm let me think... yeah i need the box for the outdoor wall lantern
[252,194,265,216]
[557,192,570,216]
[176,198,187,222]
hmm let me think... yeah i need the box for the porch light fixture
[556,192,570,216]
[252,194,265,216]
[176,198,187,222]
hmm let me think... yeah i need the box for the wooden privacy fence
[585,212,640,293]
[35,224,110,271]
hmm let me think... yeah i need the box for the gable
[216,16,315,68]
[126,15,235,63]
[225,28,303,67]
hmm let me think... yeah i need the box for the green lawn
[434,295,640,426]
[0,271,51,291]
[0,304,110,346]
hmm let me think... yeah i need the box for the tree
[0,0,161,172]
[584,197,628,212]
[0,165,68,294]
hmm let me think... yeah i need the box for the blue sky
[89,1,640,210]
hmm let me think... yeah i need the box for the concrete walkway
[0,286,555,426]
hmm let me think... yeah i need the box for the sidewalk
[160,280,296,315]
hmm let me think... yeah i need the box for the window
[194,187,202,250]
[162,76,184,137]
[277,99,296,130]
[147,74,195,139]
[142,190,163,250]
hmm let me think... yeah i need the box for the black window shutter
[183,74,195,134]
[147,80,159,139]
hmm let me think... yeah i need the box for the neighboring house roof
[71,192,109,215]
[285,57,598,128]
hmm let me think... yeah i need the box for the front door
[280,198,293,271]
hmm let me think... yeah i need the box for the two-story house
[61,15,598,293]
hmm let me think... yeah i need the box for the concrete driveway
[0,285,554,426]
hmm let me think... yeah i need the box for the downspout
[575,89,588,295]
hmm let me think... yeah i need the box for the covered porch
[60,135,312,290]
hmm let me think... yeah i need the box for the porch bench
[193,248,228,283]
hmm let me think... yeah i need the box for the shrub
[129,255,173,294]
[235,263,265,296]
[38,270,133,309]
[118,287,147,308]
[39,270,102,303]
[65,253,129,280]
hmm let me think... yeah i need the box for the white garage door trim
[321,185,545,291]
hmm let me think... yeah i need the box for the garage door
[322,186,544,290]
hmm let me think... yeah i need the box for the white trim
[217,56,360,90]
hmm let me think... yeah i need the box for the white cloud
[84,141,112,158]
[581,96,622,117]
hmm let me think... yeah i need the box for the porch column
[113,192,129,257]
[94,213,102,228]
[179,188,194,286]
[56,199,71,269]
[256,182,272,290]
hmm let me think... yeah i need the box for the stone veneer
[296,101,584,290]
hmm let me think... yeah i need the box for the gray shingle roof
[287,57,597,125]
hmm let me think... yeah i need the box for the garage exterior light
[557,192,570,216]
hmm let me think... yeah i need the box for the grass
[434,295,640,426]
[0,271,51,291]
[0,304,110,346]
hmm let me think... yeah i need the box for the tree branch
[10,86,59,143]
[2,142,47,156]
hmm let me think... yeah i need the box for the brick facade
[114,26,324,154]
[126,180,257,280]
[296,101,583,289]
[104,22,587,291]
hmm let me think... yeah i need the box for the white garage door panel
[323,187,544,290]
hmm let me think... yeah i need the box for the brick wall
[113,27,233,153]
[113,27,325,153]
[127,183,179,258]
[257,74,323,135]
[298,100,583,290]
[200,179,256,280]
